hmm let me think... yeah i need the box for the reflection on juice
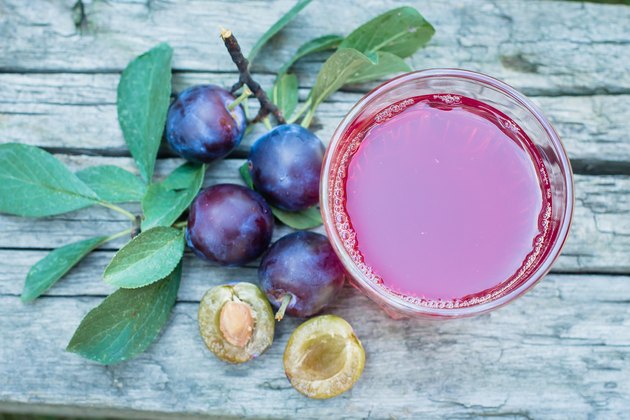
[334,94,553,308]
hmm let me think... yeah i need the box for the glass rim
[320,68,575,318]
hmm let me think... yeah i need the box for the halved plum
[198,282,274,364]
[283,315,365,399]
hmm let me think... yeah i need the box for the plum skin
[248,124,325,211]
[166,85,246,163]
[186,184,274,266]
[258,231,346,318]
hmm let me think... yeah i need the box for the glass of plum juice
[321,69,574,318]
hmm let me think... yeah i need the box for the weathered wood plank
[1,1,629,96]
[0,155,626,274]
[0,156,323,248]
[0,251,253,299]
[1,73,629,170]
[1,275,629,419]
[1,0,628,418]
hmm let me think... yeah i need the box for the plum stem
[172,220,188,229]
[98,201,137,222]
[220,28,286,124]
[262,117,273,131]
[275,294,293,321]
[287,98,312,124]
[300,108,316,129]
[103,227,133,243]
[228,86,252,111]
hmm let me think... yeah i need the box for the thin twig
[220,28,286,124]
[172,220,188,229]
[98,201,137,222]
[103,227,133,243]
[131,215,142,238]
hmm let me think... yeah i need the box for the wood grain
[0,155,626,274]
[1,0,629,95]
[1,275,629,419]
[1,0,629,418]
[1,73,629,172]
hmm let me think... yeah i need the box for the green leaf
[117,43,173,183]
[248,0,312,66]
[347,52,413,84]
[0,143,99,217]
[239,162,254,189]
[141,185,183,230]
[141,163,205,230]
[161,162,205,191]
[238,162,321,229]
[67,263,182,365]
[270,73,299,120]
[271,206,322,230]
[309,48,373,109]
[103,227,184,289]
[76,165,147,203]
[21,236,108,302]
[279,34,344,75]
[339,7,435,58]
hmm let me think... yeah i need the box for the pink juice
[334,94,553,307]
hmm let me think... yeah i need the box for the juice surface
[340,95,551,304]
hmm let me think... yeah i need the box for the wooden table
[1,0,629,418]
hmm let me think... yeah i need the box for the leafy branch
[1,1,437,367]
[225,6,435,132]
[221,28,286,124]
[296,6,435,128]
[223,5,435,229]
[2,42,192,365]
